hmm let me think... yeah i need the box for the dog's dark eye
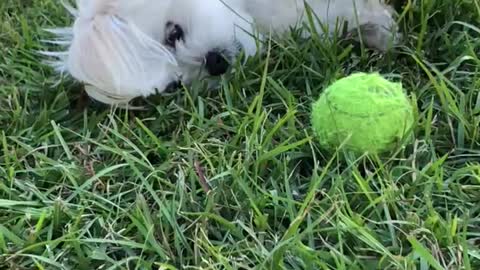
[165,22,184,47]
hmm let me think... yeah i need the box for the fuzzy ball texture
[311,72,414,154]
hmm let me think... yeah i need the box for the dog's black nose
[205,51,229,76]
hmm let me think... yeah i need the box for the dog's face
[53,0,260,104]
[137,0,259,85]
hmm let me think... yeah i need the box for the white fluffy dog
[46,0,399,105]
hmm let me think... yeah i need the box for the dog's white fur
[46,0,399,105]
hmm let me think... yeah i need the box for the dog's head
[160,0,259,83]
[48,0,260,104]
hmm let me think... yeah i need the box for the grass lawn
[1,0,480,269]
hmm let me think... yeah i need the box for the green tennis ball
[311,72,414,155]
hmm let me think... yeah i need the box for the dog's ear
[67,14,178,99]
[43,0,179,105]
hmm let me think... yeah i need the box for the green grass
[1,0,480,269]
